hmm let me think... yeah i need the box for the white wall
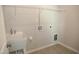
[3,5,61,51]
[0,6,8,53]
[3,5,79,53]
[59,6,79,52]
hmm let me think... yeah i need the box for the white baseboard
[25,41,79,54]
[58,42,79,54]
[26,42,58,54]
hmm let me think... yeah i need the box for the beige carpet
[30,44,77,54]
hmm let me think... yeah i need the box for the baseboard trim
[58,42,79,54]
[26,42,58,54]
[25,42,79,54]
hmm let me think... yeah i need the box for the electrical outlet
[54,34,58,41]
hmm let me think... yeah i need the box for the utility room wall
[3,5,62,51]
[59,5,79,52]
